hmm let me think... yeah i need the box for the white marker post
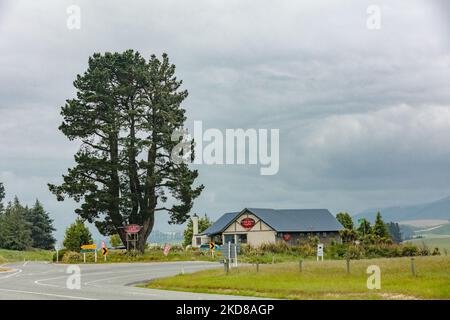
[317,243,324,262]
[228,241,231,268]
[234,244,238,267]
[83,253,86,263]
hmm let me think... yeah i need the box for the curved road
[0,261,253,300]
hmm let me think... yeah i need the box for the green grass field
[146,256,450,299]
[0,248,53,263]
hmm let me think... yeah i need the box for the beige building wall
[246,230,276,246]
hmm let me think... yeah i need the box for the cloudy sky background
[0,0,449,242]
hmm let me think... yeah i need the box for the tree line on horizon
[336,211,402,244]
[0,182,56,251]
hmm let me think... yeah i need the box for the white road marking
[23,261,28,267]
[0,288,95,300]
[0,268,22,280]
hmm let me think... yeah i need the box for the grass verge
[145,256,450,300]
[0,248,53,263]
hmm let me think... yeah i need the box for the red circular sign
[283,233,291,241]
[125,224,141,234]
[240,218,256,229]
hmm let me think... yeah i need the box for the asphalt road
[0,261,255,300]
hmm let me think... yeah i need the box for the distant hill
[354,196,450,224]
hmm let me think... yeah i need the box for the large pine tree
[25,200,56,250]
[49,51,203,252]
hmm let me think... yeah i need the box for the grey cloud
[0,0,449,240]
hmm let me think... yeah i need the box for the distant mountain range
[353,196,450,224]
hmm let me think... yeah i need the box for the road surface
[0,261,254,300]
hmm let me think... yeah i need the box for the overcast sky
[0,0,449,242]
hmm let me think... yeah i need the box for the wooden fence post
[346,258,350,274]
[410,257,416,277]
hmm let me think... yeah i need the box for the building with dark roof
[192,208,343,247]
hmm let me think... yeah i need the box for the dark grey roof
[202,208,343,235]
[201,211,240,236]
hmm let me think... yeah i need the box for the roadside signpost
[81,244,97,263]
[101,241,107,261]
[223,242,240,267]
[209,242,215,257]
[317,243,324,261]
[123,224,142,251]
[55,245,61,263]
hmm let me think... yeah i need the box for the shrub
[401,244,418,256]
[52,249,67,262]
[432,247,440,256]
[62,251,82,263]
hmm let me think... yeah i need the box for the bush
[401,244,418,256]
[62,251,82,263]
[52,249,67,262]
[432,247,440,256]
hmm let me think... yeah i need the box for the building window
[196,237,201,245]
[322,232,327,237]
[224,234,235,244]
[237,234,247,244]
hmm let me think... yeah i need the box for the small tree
[373,212,389,239]
[357,218,372,239]
[183,214,212,247]
[63,219,93,252]
[336,212,354,230]
[110,234,123,247]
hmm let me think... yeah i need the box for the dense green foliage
[63,219,93,252]
[0,198,32,250]
[110,234,123,247]
[387,222,402,243]
[183,214,212,247]
[49,50,203,252]
[24,200,56,249]
[336,212,354,229]
[0,185,56,251]
[0,181,5,213]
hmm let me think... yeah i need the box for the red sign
[240,218,256,229]
[163,243,171,256]
[283,233,291,241]
[125,224,141,234]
